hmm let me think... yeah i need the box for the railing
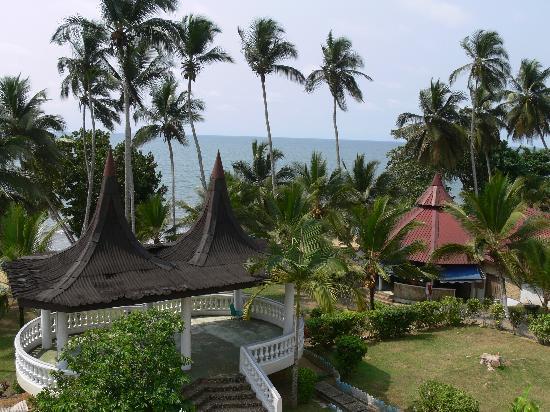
[14,293,304,412]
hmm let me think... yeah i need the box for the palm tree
[239,18,305,194]
[506,59,550,149]
[232,140,294,187]
[305,31,372,169]
[393,79,467,171]
[432,174,549,317]
[135,194,170,244]
[344,155,390,207]
[134,76,204,227]
[350,196,428,309]
[98,0,178,229]
[450,30,511,195]
[514,239,550,309]
[171,15,233,191]
[247,219,351,408]
[52,17,120,233]
[293,152,347,219]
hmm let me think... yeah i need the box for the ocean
[51,135,402,250]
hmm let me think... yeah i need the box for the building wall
[393,282,455,303]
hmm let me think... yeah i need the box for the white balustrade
[14,292,304,411]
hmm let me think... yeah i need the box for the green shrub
[309,307,323,318]
[465,298,482,318]
[334,335,368,377]
[490,302,505,328]
[510,388,540,412]
[529,313,550,345]
[412,380,479,412]
[297,367,317,404]
[413,300,444,329]
[440,296,465,326]
[366,305,416,339]
[306,311,367,348]
[509,305,527,331]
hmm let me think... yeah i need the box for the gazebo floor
[32,316,282,380]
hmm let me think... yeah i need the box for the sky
[1,0,549,141]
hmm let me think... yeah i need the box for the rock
[480,353,503,371]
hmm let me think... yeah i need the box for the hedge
[412,380,479,412]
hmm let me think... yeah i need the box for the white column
[378,276,383,291]
[56,312,68,369]
[233,289,243,311]
[181,297,192,371]
[283,283,295,335]
[41,310,52,350]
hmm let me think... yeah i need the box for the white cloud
[398,0,469,27]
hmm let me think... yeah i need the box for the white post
[56,312,68,369]
[378,276,383,291]
[181,297,192,371]
[283,283,295,335]
[233,289,243,311]
[41,310,52,350]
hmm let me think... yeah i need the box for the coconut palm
[305,31,372,169]
[514,239,550,309]
[98,0,178,229]
[393,79,467,170]
[344,154,390,207]
[134,76,204,227]
[450,30,511,195]
[432,174,549,317]
[505,59,550,149]
[135,194,170,244]
[246,219,350,408]
[232,140,294,187]
[350,196,429,309]
[52,18,121,233]
[239,18,305,194]
[171,15,233,191]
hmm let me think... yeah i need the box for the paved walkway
[34,316,282,380]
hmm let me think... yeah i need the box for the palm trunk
[260,75,277,196]
[82,88,97,233]
[540,135,548,150]
[332,97,342,169]
[123,76,135,231]
[46,198,75,244]
[187,77,207,191]
[167,138,176,228]
[369,275,377,310]
[485,151,492,180]
[18,305,24,328]
[469,89,479,195]
[291,285,301,409]
[500,275,510,318]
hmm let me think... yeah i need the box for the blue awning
[440,265,483,282]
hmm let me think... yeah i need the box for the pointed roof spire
[103,149,115,177]
[212,150,225,179]
[416,173,453,207]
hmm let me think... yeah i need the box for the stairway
[182,374,266,412]
[374,290,394,304]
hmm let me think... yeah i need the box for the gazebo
[391,174,484,298]
[4,151,301,412]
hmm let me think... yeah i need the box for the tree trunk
[187,77,207,191]
[82,88,97,233]
[123,76,134,231]
[291,285,300,409]
[332,97,342,169]
[260,75,277,196]
[469,89,479,195]
[46,200,75,244]
[369,280,376,310]
[167,138,176,228]
[485,152,492,180]
[500,275,510,318]
[18,305,24,328]
[540,135,548,150]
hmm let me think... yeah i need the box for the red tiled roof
[394,173,472,265]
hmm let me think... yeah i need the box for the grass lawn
[0,306,20,383]
[345,326,550,411]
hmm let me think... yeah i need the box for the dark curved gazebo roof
[3,151,264,312]
[154,152,265,291]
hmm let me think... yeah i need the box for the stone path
[315,381,374,412]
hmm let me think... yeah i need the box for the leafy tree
[172,14,233,191]
[136,194,169,245]
[450,29,511,195]
[98,0,178,229]
[33,309,191,412]
[232,140,294,187]
[247,219,351,408]
[344,154,392,207]
[305,31,372,169]
[514,240,550,309]
[393,79,467,171]
[348,196,430,309]
[506,59,550,149]
[54,130,166,236]
[239,18,305,194]
[432,174,548,317]
[134,76,204,227]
